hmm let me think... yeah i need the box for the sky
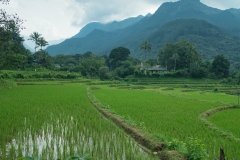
[2,0,240,41]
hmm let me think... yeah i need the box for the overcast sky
[2,0,240,41]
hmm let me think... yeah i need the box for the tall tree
[158,40,200,71]
[0,0,31,70]
[38,37,48,50]
[33,50,52,68]
[0,0,24,30]
[109,47,130,70]
[0,0,24,48]
[28,32,41,53]
[140,41,151,60]
[171,53,180,71]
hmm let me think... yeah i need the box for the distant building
[136,63,167,74]
[147,65,167,74]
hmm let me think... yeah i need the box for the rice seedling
[92,85,240,159]
[0,82,156,160]
[208,108,240,138]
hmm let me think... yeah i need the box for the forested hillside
[146,19,240,63]
[46,0,240,64]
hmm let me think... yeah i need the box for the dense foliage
[0,17,32,70]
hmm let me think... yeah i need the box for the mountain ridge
[46,0,240,64]
[72,14,147,38]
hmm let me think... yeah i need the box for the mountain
[147,19,240,63]
[73,15,146,38]
[46,0,240,64]
[228,8,240,19]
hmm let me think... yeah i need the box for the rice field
[92,85,240,159]
[0,82,156,160]
[1,77,240,160]
[208,108,240,138]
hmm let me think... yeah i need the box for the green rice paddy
[1,77,240,160]
[208,108,240,138]
[0,82,155,160]
[92,83,240,159]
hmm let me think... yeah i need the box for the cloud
[69,0,169,27]
[201,0,240,10]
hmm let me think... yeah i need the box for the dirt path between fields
[198,105,240,142]
[86,86,184,160]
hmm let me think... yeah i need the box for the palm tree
[171,53,179,71]
[38,37,48,50]
[140,41,151,61]
[28,32,41,53]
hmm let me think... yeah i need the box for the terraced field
[1,78,240,159]
[91,79,240,159]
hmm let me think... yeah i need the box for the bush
[213,88,218,92]
[167,138,209,160]
[190,67,208,78]
[0,73,11,79]
[13,73,25,79]
[0,79,17,89]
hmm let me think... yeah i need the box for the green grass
[2,76,240,159]
[158,88,239,105]
[0,82,155,160]
[208,108,240,138]
[92,85,240,159]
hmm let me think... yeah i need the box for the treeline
[52,47,140,79]
[1,1,239,83]
[158,40,230,78]
[35,40,236,81]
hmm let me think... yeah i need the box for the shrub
[0,73,11,79]
[14,73,25,79]
[167,138,209,160]
[0,79,17,89]
[213,88,218,92]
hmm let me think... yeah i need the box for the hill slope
[146,19,240,63]
[46,0,240,64]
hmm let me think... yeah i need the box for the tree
[236,71,240,85]
[28,32,41,53]
[0,0,32,70]
[79,58,105,77]
[82,51,95,59]
[140,41,151,60]
[158,40,200,72]
[171,53,179,71]
[109,47,130,70]
[0,0,10,3]
[33,50,53,68]
[115,60,135,78]
[211,54,230,78]
[99,66,109,80]
[38,37,48,50]
[0,0,24,31]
